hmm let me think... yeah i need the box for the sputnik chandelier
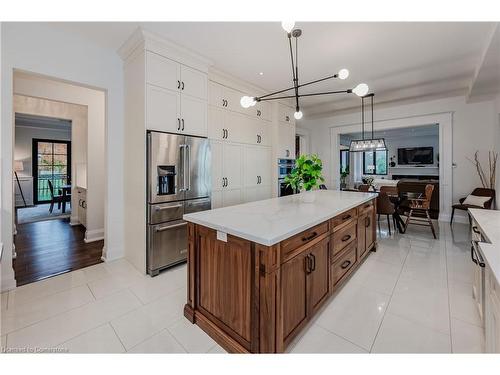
[240,21,370,120]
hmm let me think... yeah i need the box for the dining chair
[403,184,436,239]
[376,191,396,235]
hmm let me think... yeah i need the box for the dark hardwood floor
[14,218,103,286]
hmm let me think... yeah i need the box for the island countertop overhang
[183,190,377,246]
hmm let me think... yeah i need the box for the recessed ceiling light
[259,72,264,76]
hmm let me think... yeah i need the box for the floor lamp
[14,160,27,207]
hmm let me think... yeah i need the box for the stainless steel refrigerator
[147,131,211,276]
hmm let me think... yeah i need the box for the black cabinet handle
[285,115,290,122]
[177,118,181,130]
[181,119,185,131]
[257,109,261,117]
[472,226,481,235]
[341,260,351,269]
[177,80,180,89]
[341,234,351,242]
[286,150,290,157]
[302,231,317,242]
[181,81,185,90]
[470,245,478,265]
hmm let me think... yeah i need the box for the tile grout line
[109,322,128,353]
[368,229,412,353]
[443,224,454,353]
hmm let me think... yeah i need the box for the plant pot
[300,190,316,203]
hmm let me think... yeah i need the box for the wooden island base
[184,198,377,353]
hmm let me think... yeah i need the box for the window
[363,150,388,175]
[32,139,71,204]
[340,150,349,174]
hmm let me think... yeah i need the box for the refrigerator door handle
[178,144,185,192]
[185,144,191,191]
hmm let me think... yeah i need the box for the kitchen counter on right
[469,208,500,285]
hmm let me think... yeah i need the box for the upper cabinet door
[224,86,245,114]
[146,52,181,92]
[209,81,225,108]
[253,101,271,121]
[208,107,225,141]
[180,65,207,100]
[181,95,207,137]
[146,84,181,133]
[278,103,295,125]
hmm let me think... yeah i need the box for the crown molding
[118,27,214,72]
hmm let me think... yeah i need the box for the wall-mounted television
[397,147,434,165]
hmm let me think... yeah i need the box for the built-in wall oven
[471,224,486,324]
[278,158,296,197]
[147,131,211,276]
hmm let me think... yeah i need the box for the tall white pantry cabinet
[121,28,297,273]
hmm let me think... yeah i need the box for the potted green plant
[284,154,325,202]
[340,166,349,190]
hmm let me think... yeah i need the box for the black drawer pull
[302,232,317,242]
[341,260,351,269]
[341,234,351,242]
[342,214,352,221]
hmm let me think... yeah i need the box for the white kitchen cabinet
[253,101,271,122]
[486,266,500,353]
[209,81,245,114]
[181,65,207,100]
[277,121,296,159]
[146,84,181,133]
[211,140,243,191]
[244,185,272,203]
[222,189,243,207]
[243,145,271,188]
[181,95,207,137]
[145,51,208,136]
[211,190,222,209]
[278,103,296,125]
[77,187,87,228]
[146,51,180,91]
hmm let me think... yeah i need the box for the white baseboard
[70,216,80,226]
[84,228,105,243]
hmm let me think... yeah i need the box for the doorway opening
[12,71,106,286]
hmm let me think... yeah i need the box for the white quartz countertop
[469,208,500,284]
[183,190,377,246]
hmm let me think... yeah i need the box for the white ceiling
[43,22,497,116]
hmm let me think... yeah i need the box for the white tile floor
[0,221,484,353]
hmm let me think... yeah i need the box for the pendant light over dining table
[349,93,387,152]
[240,22,370,120]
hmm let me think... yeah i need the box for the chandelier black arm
[256,73,341,101]
[294,36,300,111]
[258,89,353,102]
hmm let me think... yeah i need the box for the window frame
[363,150,388,175]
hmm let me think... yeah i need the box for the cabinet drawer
[358,200,374,215]
[331,208,358,231]
[281,222,329,262]
[332,221,357,258]
[331,241,357,286]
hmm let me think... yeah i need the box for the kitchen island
[183,190,377,353]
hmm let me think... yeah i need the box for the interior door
[32,139,71,204]
[307,237,330,314]
[185,136,211,200]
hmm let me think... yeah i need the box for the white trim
[330,112,453,221]
[84,228,104,243]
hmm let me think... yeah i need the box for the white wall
[1,23,124,291]
[15,126,71,178]
[302,96,499,211]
